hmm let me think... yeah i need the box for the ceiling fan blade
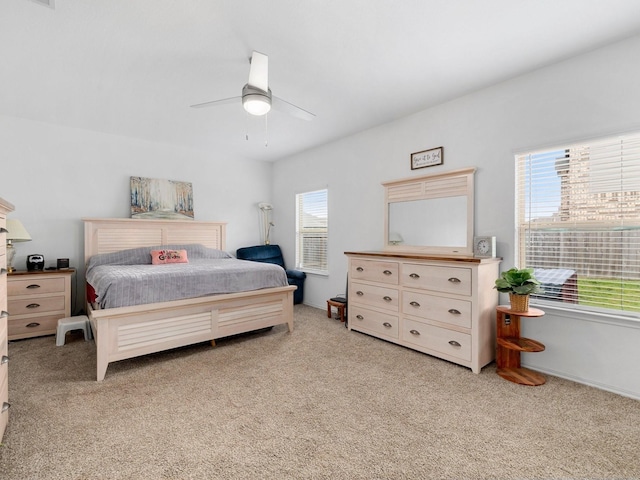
[272,96,316,121]
[248,51,269,92]
[190,96,240,109]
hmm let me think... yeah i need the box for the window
[295,189,328,274]
[516,133,640,315]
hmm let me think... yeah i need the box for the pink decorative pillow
[151,249,189,265]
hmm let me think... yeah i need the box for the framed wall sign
[411,146,443,170]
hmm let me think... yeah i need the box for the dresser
[346,251,500,373]
[0,197,15,443]
[7,269,73,340]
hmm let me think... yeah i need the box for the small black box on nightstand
[57,258,70,269]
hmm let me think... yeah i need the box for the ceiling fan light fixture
[242,84,272,116]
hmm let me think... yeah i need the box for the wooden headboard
[83,218,227,264]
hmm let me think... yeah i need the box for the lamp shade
[6,219,32,242]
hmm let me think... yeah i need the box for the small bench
[56,315,92,346]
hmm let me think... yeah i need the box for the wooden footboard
[88,285,295,381]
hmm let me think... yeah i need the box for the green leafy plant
[494,267,541,295]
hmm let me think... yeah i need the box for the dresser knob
[356,291,364,296]
[26,322,41,328]
[448,309,461,315]
[448,277,461,283]
[383,296,392,302]
[26,303,41,309]
[356,267,364,272]
[383,270,392,276]
[448,340,461,347]
[409,273,420,279]
[409,329,420,336]
[1,355,8,365]
[0,227,8,233]
[1,402,10,414]
[409,301,420,307]
[382,322,392,328]
[26,284,41,289]
[0,311,8,318]
[356,315,364,320]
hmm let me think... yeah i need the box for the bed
[83,218,296,381]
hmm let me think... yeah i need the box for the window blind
[516,132,640,315]
[295,189,328,273]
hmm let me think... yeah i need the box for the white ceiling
[3,0,640,162]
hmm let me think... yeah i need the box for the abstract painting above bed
[86,244,288,309]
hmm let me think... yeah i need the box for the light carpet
[1,305,639,479]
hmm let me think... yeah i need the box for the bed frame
[83,218,295,381]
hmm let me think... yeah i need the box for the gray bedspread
[86,244,289,309]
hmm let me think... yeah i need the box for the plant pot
[509,293,530,312]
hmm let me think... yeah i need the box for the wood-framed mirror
[383,167,475,255]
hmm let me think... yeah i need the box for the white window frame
[295,188,328,275]
[516,132,640,318]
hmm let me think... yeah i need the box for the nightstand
[7,269,74,340]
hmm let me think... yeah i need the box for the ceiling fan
[190,51,315,121]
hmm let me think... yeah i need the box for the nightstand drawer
[8,277,65,296]
[8,313,61,339]
[9,295,66,316]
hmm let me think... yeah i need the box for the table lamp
[6,219,32,272]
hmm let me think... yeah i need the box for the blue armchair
[236,245,306,304]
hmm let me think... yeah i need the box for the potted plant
[494,267,541,312]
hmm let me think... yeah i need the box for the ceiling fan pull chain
[245,112,249,141]
[264,113,268,147]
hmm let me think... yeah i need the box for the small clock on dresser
[473,236,496,258]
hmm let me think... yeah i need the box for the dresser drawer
[402,291,472,328]
[8,277,66,296]
[9,295,66,316]
[350,281,399,311]
[401,263,471,296]
[8,313,61,339]
[402,318,471,362]
[350,259,399,285]
[349,305,399,339]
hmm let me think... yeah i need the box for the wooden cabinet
[7,269,73,340]
[346,251,500,373]
[0,197,15,443]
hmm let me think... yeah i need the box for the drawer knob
[356,267,364,272]
[356,314,364,320]
[409,301,420,307]
[448,340,462,347]
[382,270,392,276]
[448,309,461,315]
[409,273,420,279]
[383,296,392,302]
[26,322,41,328]
[382,322,392,328]
[1,355,8,365]
[1,402,10,414]
[0,227,8,233]
[448,277,461,283]
[356,291,364,296]
[26,284,41,289]
[26,303,41,309]
[0,311,8,318]
[409,329,420,336]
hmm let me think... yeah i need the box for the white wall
[271,35,640,399]
[0,116,272,314]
